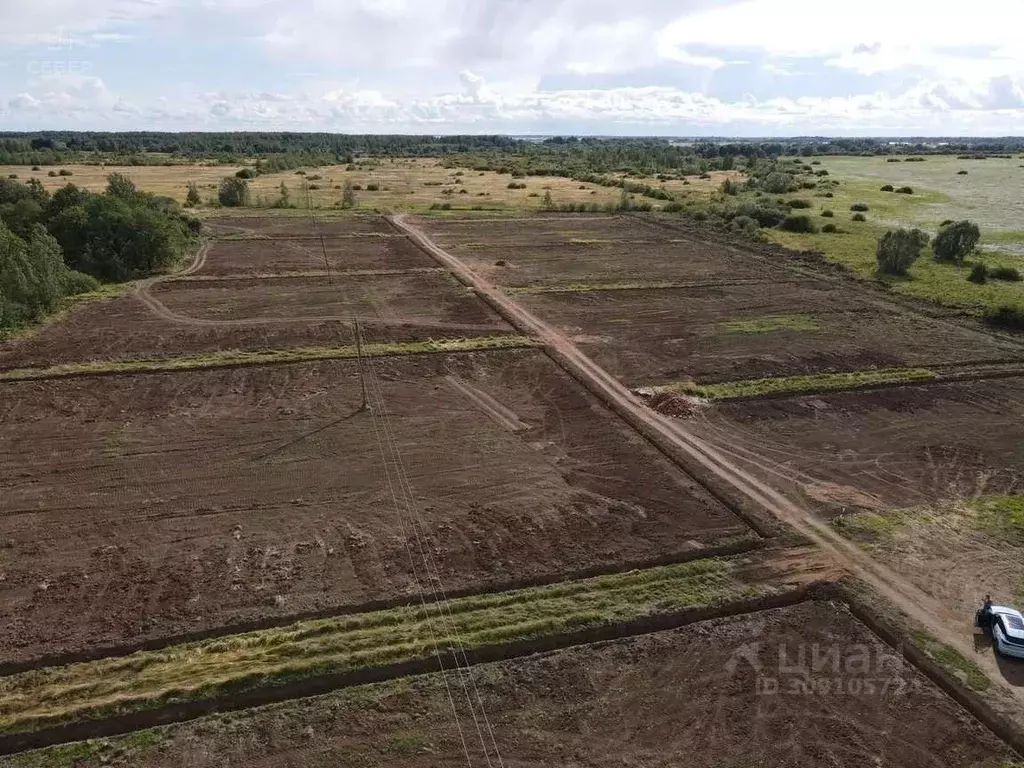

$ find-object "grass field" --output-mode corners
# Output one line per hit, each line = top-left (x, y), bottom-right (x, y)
(0, 158), (731, 215)
(764, 155), (1024, 314)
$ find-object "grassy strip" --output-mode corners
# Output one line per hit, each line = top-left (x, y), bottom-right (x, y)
(910, 630), (992, 693)
(509, 280), (699, 295)
(719, 314), (821, 334)
(658, 367), (937, 400)
(0, 336), (534, 382)
(0, 556), (780, 736)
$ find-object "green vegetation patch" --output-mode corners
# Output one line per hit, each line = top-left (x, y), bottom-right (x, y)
(0, 555), (778, 736)
(972, 495), (1024, 542)
(660, 367), (936, 400)
(0, 336), (534, 382)
(718, 314), (821, 334)
(832, 507), (934, 542)
(910, 630), (991, 692)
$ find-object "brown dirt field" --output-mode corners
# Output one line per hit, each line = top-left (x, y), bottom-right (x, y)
(413, 213), (675, 246)
(0, 272), (508, 370)
(690, 377), (1024, 646)
(0, 349), (749, 663)
(693, 377), (1024, 516)
(21, 602), (1009, 768)
(205, 215), (398, 238)
(518, 279), (1023, 386)
(148, 272), (504, 327)
(197, 235), (436, 277)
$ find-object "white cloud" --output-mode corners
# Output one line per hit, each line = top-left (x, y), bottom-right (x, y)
(0, 0), (174, 46)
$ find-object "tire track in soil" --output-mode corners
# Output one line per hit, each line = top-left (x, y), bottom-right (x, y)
(391, 213), (1024, 713)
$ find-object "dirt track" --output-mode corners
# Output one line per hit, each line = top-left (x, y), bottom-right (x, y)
(392, 213), (1024, 712)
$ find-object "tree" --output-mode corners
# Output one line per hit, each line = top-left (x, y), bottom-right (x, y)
(276, 181), (290, 208)
(218, 177), (250, 207)
(0, 221), (66, 328)
(106, 172), (137, 200)
(185, 182), (202, 207)
(932, 220), (980, 263)
(876, 228), (928, 275)
(340, 180), (357, 209)
(541, 189), (554, 210)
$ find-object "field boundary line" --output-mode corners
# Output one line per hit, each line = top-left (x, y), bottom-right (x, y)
(0, 337), (535, 383)
(0, 584), (826, 756)
(652, 360), (1024, 404)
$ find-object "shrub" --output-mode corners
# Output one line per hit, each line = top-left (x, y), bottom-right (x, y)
(62, 269), (100, 295)
(822, 191), (834, 198)
(495, 260), (507, 267)
(459, 189), (468, 194)
(852, 213), (867, 222)
(958, 170), (969, 175)
(366, 183), (380, 191)
(351, 184), (363, 191)
(880, 184), (894, 192)
(821, 209), (834, 218)
(307, 174), (322, 181)
(989, 266), (1022, 282)
(218, 177), (250, 207)
(721, 178), (740, 195)
(730, 215), (758, 236)
(762, 172), (793, 194)
(235, 168), (256, 179)
(800, 182), (817, 189)
(895, 186), (914, 194)
(307, 184), (320, 190)
(699, 173), (711, 180)
(850, 203), (870, 212)
(876, 228), (928, 275)
(528, 192), (539, 198)
(887, 158), (901, 163)
(7, 174), (16, 179)
(735, 203), (787, 228)
(933, 220), (980, 263)
(47, 171), (57, 177)
(662, 202), (684, 213)
(779, 215), (817, 233)
(507, 182), (527, 190)
(822, 223), (838, 233)
(816, 170), (829, 176)
(940, 219), (954, 227)
(788, 199), (812, 209)
(984, 306), (1024, 330)
(968, 264), (988, 284)
(295, 170), (306, 175)
(31, 166), (40, 171)
(58, 169), (73, 177)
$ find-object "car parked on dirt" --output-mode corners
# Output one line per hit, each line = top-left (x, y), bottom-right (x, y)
(990, 607), (1024, 659)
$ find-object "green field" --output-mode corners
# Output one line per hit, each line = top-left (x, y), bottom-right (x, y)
(763, 155), (1024, 315)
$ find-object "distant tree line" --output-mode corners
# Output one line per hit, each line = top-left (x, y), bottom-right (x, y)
(2, 133), (1022, 168)
(0, 174), (198, 329)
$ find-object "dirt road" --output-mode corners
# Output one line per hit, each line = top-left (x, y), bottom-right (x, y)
(391, 213), (1024, 713)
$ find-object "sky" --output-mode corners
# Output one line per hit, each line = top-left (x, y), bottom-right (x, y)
(1, 0), (1023, 136)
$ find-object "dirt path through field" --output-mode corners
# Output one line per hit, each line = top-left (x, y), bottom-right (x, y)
(392, 213), (1024, 712)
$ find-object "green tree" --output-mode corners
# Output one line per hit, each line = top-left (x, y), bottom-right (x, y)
(0, 221), (66, 328)
(341, 180), (357, 209)
(218, 177), (250, 207)
(932, 220), (980, 263)
(876, 228), (929, 275)
(185, 182), (202, 207)
(106, 172), (137, 200)
(541, 189), (554, 210)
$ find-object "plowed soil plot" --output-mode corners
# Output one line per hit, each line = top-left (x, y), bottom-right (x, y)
(414, 215), (780, 287)
(206, 215), (397, 238)
(198, 235), (435, 277)
(693, 377), (1024, 516)
(520, 280), (1022, 386)
(22, 602), (1008, 768)
(149, 272), (504, 329)
(0, 349), (748, 663)
(0, 273), (505, 370)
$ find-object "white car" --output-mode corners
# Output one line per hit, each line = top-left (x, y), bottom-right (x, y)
(990, 606), (1024, 660)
